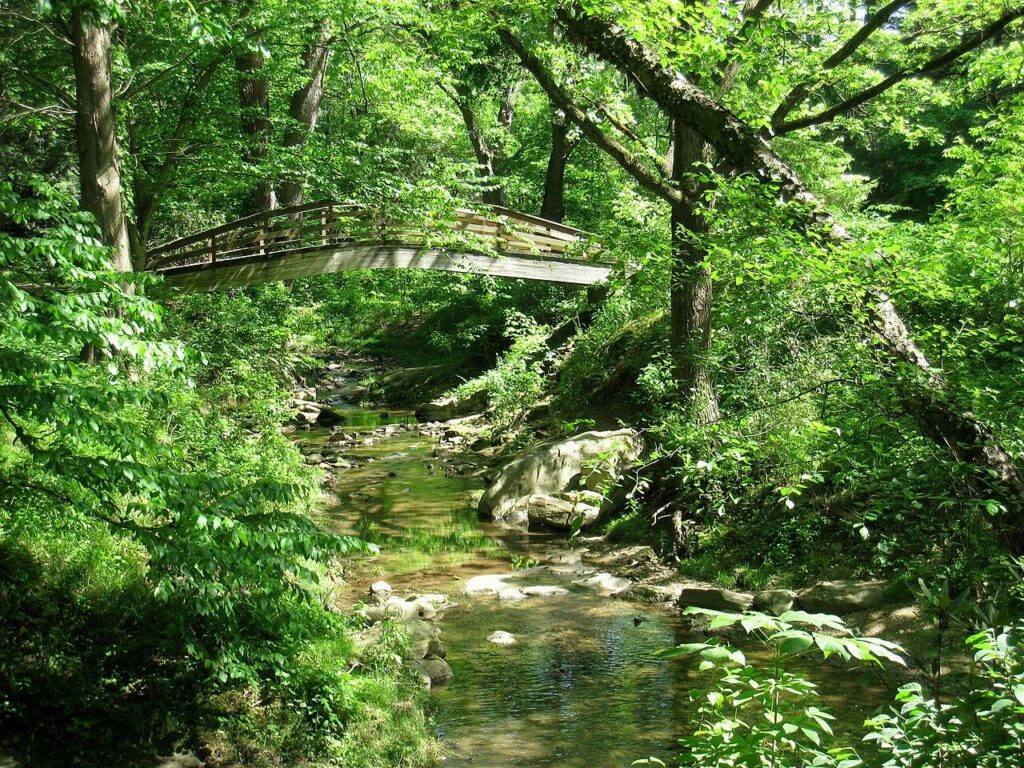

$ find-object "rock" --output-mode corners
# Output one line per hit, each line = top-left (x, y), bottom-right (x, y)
(413, 593), (449, 609)
(478, 430), (642, 527)
(316, 406), (347, 427)
(370, 581), (393, 601)
(797, 580), (887, 615)
(293, 408), (321, 425)
(678, 585), (754, 612)
(404, 618), (443, 660)
(521, 585), (570, 597)
(321, 384), (368, 402)
(754, 589), (798, 616)
(463, 574), (516, 596)
(365, 597), (437, 622)
(304, 453), (323, 465)
(625, 582), (686, 604)
(155, 755), (203, 768)
(573, 572), (631, 595)
(498, 587), (528, 601)
(293, 386), (316, 402)
(527, 494), (601, 531)
(487, 630), (517, 645)
(410, 657), (453, 686)
(293, 398), (320, 413)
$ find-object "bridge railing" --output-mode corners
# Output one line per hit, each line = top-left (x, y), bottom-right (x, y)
(146, 201), (601, 272)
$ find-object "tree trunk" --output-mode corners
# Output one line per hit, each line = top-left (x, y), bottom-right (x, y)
(669, 120), (719, 425)
(455, 93), (506, 207)
(70, 9), (132, 274)
(237, 45), (275, 212)
(540, 111), (571, 222)
(278, 21), (333, 208)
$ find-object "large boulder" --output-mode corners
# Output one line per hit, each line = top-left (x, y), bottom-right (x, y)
(526, 494), (601, 531)
(478, 429), (642, 527)
(678, 585), (754, 612)
(410, 657), (453, 687)
(797, 580), (887, 615)
(754, 589), (798, 616)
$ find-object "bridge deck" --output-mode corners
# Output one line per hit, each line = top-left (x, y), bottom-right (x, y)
(147, 201), (611, 292)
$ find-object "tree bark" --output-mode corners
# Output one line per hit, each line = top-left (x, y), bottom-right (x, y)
(540, 111), (572, 222)
(670, 120), (719, 425)
(452, 85), (506, 207)
(70, 8), (132, 274)
(237, 45), (275, 212)
(540, 109), (581, 222)
(278, 21), (333, 208)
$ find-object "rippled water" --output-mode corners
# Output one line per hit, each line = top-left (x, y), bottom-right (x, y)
(309, 408), (888, 768)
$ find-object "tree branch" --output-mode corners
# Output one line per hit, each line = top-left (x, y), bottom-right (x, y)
(717, 0), (779, 92)
(775, 6), (1024, 134)
(771, 0), (911, 128)
(497, 27), (682, 205)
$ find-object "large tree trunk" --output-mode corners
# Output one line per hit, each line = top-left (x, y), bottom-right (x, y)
(531, 8), (1024, 546)
(237, 45), (275, 212)
(454, 90), (506, 207)
(70, 9), (132, 274)
(540, 111), (571, 222)
(670, 120), (719, 425)
(278, 21), (333, 208)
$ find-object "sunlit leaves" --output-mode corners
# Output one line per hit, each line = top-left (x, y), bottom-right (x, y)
(0, 183), (367, 681)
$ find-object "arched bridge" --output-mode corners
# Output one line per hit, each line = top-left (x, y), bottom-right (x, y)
(147, 201), (612, 293)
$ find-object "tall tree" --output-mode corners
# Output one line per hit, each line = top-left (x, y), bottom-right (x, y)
(278, 20), (335, 208)
(69, 2), (131, 273)
(539, 109), (577, 222)
(237, 31), (275, 212)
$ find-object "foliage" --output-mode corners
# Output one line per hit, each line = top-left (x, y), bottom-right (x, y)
(4, 0), (1024, 763)
(653, 610), (1024, 768)
(452, 311), (550, 433)
(865, 623), (1024, 768)
(647, 608), (904, 768)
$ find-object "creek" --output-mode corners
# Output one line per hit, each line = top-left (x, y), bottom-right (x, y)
(297, 403), (886, 768)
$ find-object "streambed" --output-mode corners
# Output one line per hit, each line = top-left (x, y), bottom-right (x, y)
(298, 405), (887, 768)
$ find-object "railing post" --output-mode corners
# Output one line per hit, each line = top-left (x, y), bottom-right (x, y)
(322, 204), (330, 246)
(209, 234), (217, 264)
(259, 213), (267, 257)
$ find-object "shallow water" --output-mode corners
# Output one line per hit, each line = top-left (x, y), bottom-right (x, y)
(310, 408), (888, 768)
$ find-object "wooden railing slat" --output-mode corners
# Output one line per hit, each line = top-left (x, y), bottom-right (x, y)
(147, 199), (605, 276)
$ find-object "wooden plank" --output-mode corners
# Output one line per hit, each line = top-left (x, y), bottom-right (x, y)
(158, 245), (612, 293)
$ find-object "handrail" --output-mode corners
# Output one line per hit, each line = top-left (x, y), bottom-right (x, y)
(146, 200), (605, 274)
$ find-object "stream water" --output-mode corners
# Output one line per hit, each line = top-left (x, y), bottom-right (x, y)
(300, 405), (887, 768)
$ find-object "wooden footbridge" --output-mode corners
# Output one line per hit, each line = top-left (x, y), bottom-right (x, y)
(147, 201), (611, 292)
